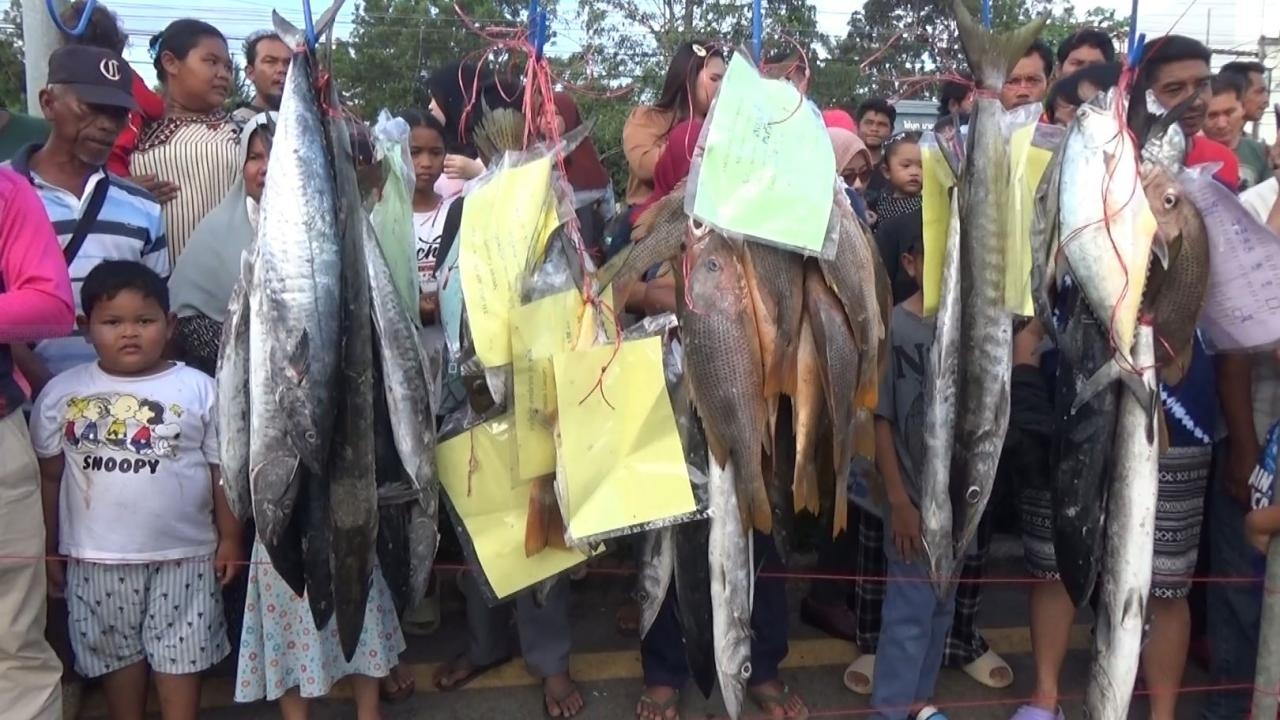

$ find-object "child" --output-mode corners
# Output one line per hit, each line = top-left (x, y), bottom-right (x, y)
(868, 132), (923, 231)
(31, 260), (239, 720)
(871, 235), (951, 720)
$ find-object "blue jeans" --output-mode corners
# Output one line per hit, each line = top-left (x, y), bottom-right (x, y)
(871, 538), (956, 720)
(1203, 454), (1263, 720)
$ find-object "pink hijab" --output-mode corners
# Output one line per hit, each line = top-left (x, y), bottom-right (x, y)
(827, 127), (871, 177)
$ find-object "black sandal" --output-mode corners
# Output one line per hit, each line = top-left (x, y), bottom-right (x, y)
(432, 654), (511, 692)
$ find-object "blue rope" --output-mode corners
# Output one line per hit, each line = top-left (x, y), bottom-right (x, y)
(302, 0), (318, 49)
(1127, 0), (1140, 54)
(528, 0), (546, 59)
(751, 0), (762, 62)
(1127, 32), (1146, 67)
(47, 0), (96, 38)
(981, 0), (991, 29)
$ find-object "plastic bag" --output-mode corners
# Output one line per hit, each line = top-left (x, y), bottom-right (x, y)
(369, 110), (420, 319)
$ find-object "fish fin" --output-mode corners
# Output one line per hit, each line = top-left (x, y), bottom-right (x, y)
(833, 473), (848, 538)
(952, 0), (1049, 89)
(286, 329), (311, 385)
(272, 0), (344, 49)
(524, 478), (549, 557)
(1071, 354), (1153, 416)
(1151, 234), (1170, 269)
(751, 477), (773, 535)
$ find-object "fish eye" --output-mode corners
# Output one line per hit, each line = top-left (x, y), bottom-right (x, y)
(705, 257), (722, 272)
(1162, 191), (1178, 209)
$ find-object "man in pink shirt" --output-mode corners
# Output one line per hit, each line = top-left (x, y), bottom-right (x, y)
(0, 166), (75, 720)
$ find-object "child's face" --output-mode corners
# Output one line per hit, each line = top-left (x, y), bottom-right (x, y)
(83, 290), (174, 376)
(883, 143), (923, 196)
(409, 126), (447, 193)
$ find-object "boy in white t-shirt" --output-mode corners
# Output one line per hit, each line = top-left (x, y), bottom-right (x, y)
(30, 260), (240, 719)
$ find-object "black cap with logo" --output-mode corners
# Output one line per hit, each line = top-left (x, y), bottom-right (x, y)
(47, 45), (137, 110)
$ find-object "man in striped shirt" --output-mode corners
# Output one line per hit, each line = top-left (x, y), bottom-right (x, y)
(5, 45), (168, 398)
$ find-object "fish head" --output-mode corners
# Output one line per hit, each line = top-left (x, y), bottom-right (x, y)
(683, 224), (746, 315)
(1141, 161), (1203, 269)
(718, 629), (753, 719)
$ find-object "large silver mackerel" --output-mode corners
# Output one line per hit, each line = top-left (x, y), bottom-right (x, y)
(255, 11), (342, 475)
(216, 249), (253, 523)
(950, 0), (1045, 561)
(1084, 322), (1158, 720)
(921, 191), (961, 592)
(708, 457), (752, 720)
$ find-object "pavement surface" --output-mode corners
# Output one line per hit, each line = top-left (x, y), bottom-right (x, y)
(75, 538), (1224, 719)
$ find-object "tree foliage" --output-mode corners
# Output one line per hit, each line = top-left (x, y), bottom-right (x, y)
(0, 0), (27, 110)
(832, 0), (1130, 101)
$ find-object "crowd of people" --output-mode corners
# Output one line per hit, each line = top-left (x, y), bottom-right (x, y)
(0, 3), (1278, 720)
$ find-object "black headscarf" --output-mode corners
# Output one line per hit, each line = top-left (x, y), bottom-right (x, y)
(426, 62), (524, 158)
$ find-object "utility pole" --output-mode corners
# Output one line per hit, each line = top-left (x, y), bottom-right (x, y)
(21, 0), (66, 115)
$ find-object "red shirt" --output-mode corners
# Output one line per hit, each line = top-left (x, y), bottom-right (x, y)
(1186, 134), (1240, 193)
(108, 70), (165, 177)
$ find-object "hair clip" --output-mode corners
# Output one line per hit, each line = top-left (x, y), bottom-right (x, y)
(692, 43), (707, 58)
(148, 32), (163, 60)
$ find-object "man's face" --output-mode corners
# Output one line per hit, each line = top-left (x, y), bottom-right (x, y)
(1059, 45), (1107, 78)
(1241, 71), (1268, 123)
(1150, 59), (1212, 135)
(1001, 53), (1049, 110)
(1203, 92), (1244, 146)
(246, 38), (291, 109)
(858, 111), (893, 149)
(40, 86), (128, 167)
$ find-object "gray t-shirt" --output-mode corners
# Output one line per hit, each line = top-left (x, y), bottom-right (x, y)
(875, 303), (935, 508)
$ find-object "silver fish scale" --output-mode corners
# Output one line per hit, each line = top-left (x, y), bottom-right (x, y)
(253, 50), (342, 472)
(216, 250), (253, 523)
(953, 95), (1013, 564)
(1084, 324), (1158, 720)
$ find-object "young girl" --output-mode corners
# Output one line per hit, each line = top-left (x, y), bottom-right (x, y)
(868, 132), (922, 231)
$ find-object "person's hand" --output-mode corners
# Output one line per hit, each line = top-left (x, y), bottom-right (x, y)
(46, 556), (65, 599)
(1247, 509), (1275, 554)
(443, 155), (484, 181)
(128, 174), (180, 204)
(419, 292), (438, 324)
(889, 498), (924, 562)
(214, 537), (242, 587)
(1227, 439), (1261, 507)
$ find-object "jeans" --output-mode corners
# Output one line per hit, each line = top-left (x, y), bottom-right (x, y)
(1203, 448), (1262, 720)
(641, 531), (788, 689)
(870, 538), (956, 720)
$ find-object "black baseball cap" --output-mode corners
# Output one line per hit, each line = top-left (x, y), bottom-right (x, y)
(47, 45), (137, 110)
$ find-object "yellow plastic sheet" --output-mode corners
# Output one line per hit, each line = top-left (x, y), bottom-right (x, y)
(458, 157), (561, 367)
(691, 54), (836, 255)
(551, 336), (696, 541)
(511, 290), (587, 485)
(438, 415), (593, 599)
(921, 145), (955, 315)
(1004, 124), (1054, 316)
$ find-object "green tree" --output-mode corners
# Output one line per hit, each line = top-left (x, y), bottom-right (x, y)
(831, 0), (1129, 102)
(0, 0), (27, 109)
(330, 0), (531, 117)
(225, 63), (252, 110)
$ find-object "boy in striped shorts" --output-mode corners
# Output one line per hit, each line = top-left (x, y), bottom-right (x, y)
(30, 261), (240, 718)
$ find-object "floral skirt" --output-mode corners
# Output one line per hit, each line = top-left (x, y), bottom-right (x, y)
(234, 540), (406, 702)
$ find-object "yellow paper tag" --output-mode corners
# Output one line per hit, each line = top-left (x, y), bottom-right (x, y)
(511, 290), (586, 485)
(921, 146), (955, 315)
(551, 336), (696, 540)
(1005, 124), (1054, 315)
(458, 157), (560, 367)
(438, 416), (593, 600)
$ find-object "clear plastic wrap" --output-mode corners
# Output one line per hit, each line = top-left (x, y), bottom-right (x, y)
(369, 110), (420, 318)
(1178, 163), (1280, 353)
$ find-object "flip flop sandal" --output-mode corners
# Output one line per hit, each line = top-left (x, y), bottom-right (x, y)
(636, 690), (680, 720)
(915, 706), (949, 720)
(433, 654), (512, 692)
(750, 683), (809, 719)
(842, 654), (875, 695)
(544, 681), (585, 719)
(961, 648), (1014, 689)
(379, 670), (415, 704)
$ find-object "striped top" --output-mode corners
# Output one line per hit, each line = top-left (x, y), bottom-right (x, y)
(6, 145), (169, 376)
(129, 114), (240, 266)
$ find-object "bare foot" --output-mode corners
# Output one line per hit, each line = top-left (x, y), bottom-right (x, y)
(636, 685), (680, 720)
(544, 673), (584, 718)
(749, 680), (809, 719)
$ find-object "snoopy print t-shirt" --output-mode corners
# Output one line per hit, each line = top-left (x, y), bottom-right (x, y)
(30, 361), (220, 562)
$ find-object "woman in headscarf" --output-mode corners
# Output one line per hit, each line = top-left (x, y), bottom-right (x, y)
(169, 112), (274, 376)
(426, 62), (523, 199)
(829, 127), (873, 224)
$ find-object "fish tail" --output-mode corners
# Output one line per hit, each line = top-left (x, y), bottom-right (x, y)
(952, 0), (1049, 90)
(1072, 354), (1155, 418)
(854, 407), (876, 462)
(524, 478), (549, 557)
(748, 474), (773, 535)
(272, 0), (344, 49)
(833, 479), (848, 538)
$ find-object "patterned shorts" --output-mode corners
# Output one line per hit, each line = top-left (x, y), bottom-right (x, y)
(67, 555), (229, 678)
(1020, 444), (1211, 599)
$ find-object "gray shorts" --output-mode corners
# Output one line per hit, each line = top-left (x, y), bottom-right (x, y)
(67, 555), (229, 678)
(1020, 444), (1211, 600)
